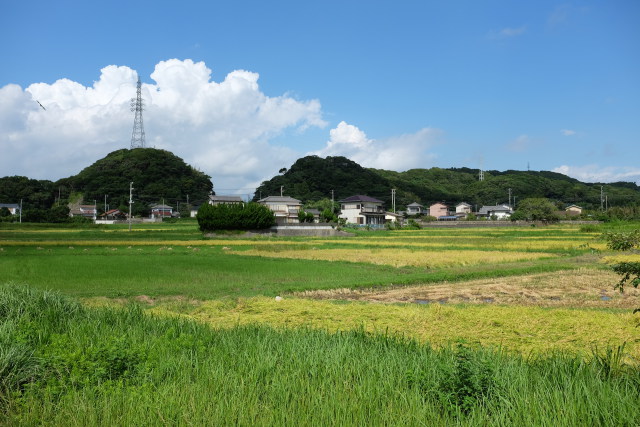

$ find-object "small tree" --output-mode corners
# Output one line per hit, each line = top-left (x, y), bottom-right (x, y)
(603, 230), (640, 312)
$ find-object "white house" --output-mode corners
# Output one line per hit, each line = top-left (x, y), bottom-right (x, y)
(478, 205), (512, 219)
(339, 195), (386, 226)
(406, 202), (425, 215)
(455, 202), (472, 215)
(258, 196), (302, 224)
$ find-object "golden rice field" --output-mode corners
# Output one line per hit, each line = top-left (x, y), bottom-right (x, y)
(229, 247), (556, 268)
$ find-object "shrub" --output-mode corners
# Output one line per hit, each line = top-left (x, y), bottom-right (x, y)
(197, 202), (275, 231)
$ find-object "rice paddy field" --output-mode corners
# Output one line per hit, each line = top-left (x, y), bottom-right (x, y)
(1, 220), (640, 425)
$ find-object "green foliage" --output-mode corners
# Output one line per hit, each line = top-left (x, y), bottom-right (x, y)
(297, 210), (315, 223)
(254, 156), (640, 211)
(603, 230), (640, 251)
(513, 198), (560, 222)
(58, 148), (213, 211)
(406, 219), (421, 229)
(197, 202), (275, 231)
(320, 208), (338, 223)
(254, 156), (393, 204)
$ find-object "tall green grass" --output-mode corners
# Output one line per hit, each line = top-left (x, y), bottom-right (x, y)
(1, 284), (638, 425)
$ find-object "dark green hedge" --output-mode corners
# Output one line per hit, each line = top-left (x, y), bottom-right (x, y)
(197, 202), (275, 231)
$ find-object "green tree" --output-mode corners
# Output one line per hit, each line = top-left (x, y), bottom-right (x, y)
(512, 198), (559, 222)
(197, 202), (275, 231)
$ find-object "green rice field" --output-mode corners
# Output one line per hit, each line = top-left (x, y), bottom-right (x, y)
(1, 221), (639, 425)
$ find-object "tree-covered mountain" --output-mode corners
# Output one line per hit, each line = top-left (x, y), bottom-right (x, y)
(254, 155), (640, 210)
(58, 148), (213, 214)
(253, 156), (392, 204)
(0, 148), (213, 216)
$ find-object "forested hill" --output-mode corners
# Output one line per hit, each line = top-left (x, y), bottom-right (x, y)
(58, 148), (213, 210)
(254, 156), (640, 210)
(0, 148), (213, 213)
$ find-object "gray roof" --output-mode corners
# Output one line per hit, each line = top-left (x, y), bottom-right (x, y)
(339, 195), (384, 204)
(478, 205), (512, 215)
(0, 203), (19, 209)
(258, 196), (302, 204)
(151, 204), (173, 209)
(407, 202), (424, 208)
(456, 202), (472, 207)
(210, 195), (244, 202)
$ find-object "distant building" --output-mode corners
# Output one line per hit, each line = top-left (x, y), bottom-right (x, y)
(339, 195), (386, 226)
(99, 209), (126, 220)
(406, 202), (425, 216)
(150, 204), (173, 219)
(209, 195), (244, 206)
(455, 202), (472, 215)
(69, 204), (97, 220)
(0, 203), (20, 215)
(478, 205), (512, 219)
(565, 205), (583, 215)
(258, 196), (302, 224)
(429, 202), (448, 219)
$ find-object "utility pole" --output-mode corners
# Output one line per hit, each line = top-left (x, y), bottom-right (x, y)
(331, 190), (334, 213)
(128, 182), (134, 232)
(94, 200), (97, 221)
(280, 186), (283, 197)
(601, 186), (604, 211)
(19, 199), (22, 223)
(104, 195), (107, 214)
(391, 189), (396, 213)
(508, 188), (512, 208)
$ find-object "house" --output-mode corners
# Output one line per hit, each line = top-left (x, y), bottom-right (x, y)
(150, 204), (173, 219)
(99, 209), (126, 220)
(258, 196), (302, 224)
(455, 202), (472, 215)
(69, 204), (97, 220)
(0, 203), (20, 215)
(385, 211), (403, 223)
(406, 202), (425, 216)
(478, 205), (512, 219)
(209, 195), (244, 206)
(339, 195), (386, 226)
(565, 205), (583, 215)
(429, 202), (448, 219)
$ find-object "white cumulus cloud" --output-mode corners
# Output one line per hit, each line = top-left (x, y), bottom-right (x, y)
(553, 165), (640, 183)
(0, 59), (326, 194)
(560, 129), (576, 136)
(311, 121), (440, 170)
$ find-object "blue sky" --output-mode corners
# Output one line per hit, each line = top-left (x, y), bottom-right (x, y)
(1, 1), (639, 194)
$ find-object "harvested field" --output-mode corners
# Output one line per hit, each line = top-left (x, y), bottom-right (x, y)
(297, 268), (640, 309)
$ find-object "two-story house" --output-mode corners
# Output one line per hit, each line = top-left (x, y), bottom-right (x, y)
(339, 195), (386, 226)
(406, 202), (425, 215)
(258, 196), (302, 224)
(429, 202), (448, 219)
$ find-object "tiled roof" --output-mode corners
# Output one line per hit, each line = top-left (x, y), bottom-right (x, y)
(258, 196), (302, 203)
(339, 195), (384, 203)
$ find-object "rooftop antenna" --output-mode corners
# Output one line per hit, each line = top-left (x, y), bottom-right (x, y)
(130, 76), (146, 149)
